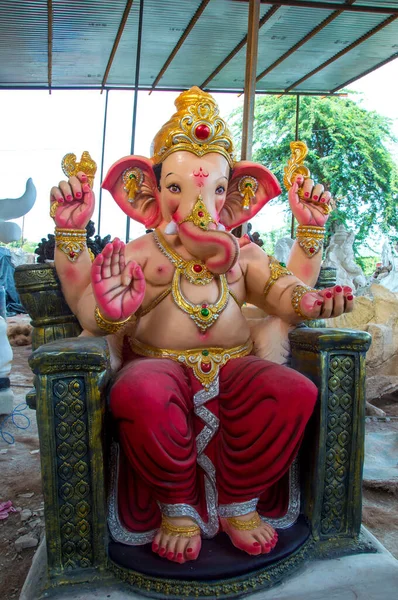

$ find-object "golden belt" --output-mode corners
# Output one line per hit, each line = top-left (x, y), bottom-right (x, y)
(129, 338), (253, 389)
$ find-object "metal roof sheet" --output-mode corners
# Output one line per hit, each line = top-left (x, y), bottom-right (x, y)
(0, 0), (397, 93)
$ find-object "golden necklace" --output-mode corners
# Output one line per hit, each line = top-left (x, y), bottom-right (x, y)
(154, 228), (214, 285)
(154, 229), (230, 333)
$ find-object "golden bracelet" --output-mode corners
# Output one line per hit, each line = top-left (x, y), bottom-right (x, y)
(226, 513), (262, 531)
(291, 284), (318, 320)
(94, 306), (137, 334)
(263, 256), (294, 299)
(296, 225), (325, 258)
(160, 516), (200, 538)
(55, 227), (87, 263)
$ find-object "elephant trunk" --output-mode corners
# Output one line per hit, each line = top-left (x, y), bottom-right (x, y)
(178, 221), (240, 275)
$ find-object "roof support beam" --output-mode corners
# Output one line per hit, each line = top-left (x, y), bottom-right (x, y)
(149, 0), (211, 93)
(331, 51), (398, 92)
(47, 0), (53, 94)
(200, 5), (280, 89)
(241, 0), (261, 160)
(256, 0), (356, 84)
(101, 0), (135, 92)
(257, 1), (398, 15)
(284, 14), (397, 92)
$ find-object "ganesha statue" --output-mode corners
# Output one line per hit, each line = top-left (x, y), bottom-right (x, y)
(50, 87), (353, 565)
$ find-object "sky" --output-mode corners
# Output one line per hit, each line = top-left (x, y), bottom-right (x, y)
(0, 58), (397, 249)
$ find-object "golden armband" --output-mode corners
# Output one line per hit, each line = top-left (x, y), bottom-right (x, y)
(54, 228), (87, 262)
(263, 256), (293, 299)
(291, 284), (318, 320)
(296, 225), (325, 258)
(94, 306), (137, 334)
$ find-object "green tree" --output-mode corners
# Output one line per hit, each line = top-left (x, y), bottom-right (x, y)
(230, 95), (398, 255)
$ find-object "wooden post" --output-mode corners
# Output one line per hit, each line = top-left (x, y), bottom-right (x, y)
(241, 0), (260, 161)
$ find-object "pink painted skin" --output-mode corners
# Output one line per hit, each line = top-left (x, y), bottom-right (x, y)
(220, 516), (278, 556)
(288, 175), (332, 227)
(178, 221), (240, 275)
(91, 238), (146, 321)
(301, 285), (355, 319)
(50, 171), (95, 229)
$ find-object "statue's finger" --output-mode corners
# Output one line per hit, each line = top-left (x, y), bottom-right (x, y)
(59, 181), (74, 202)
(76, 171), (88, 183)
(311, 183), (324, 203)
(344, 290), (354, 313)
(68, 176), (83, 201)
(330, 285), (344, 317)
(133, 265), (146, 294)
(110, 238), (122, 277)
(320, 191), (331, 204)
(319, 289), (333, 318)
(91, 254), (104, 284)
(50, 187), (64, 205)
(302, 178), (314, 201)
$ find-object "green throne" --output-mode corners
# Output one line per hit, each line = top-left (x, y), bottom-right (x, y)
(15, 262), (372, 598)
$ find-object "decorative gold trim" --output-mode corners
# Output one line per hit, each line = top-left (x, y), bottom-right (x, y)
(296, 225), (325, 258)
(178, 195), (217, 231)
(263, 256), (294, 299)
(226, 513), (262, 531)
(61, 151), (97, 188)
(54, 227), (87, 262)
(291, 285), (318, 320)
(154, 229), (214, 285)
(151, 86), (235, 167)
(129, 338), (253, 389)
(94, 306), (137, 334)
(171, 269), (229, 333)
(238, 175), (258, 210)
(122, 167), (144, 203)
(160, 516), (200, 538)
(283, 141), (310, 199)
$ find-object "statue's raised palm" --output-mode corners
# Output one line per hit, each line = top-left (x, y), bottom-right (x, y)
(91, 238), (146, 321)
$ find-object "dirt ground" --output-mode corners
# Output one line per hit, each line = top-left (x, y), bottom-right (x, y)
(0, 329), (397, 600)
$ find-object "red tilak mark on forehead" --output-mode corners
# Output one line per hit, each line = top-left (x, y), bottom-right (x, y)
(193, 167), (209, 178)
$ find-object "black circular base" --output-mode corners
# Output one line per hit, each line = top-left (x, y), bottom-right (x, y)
(108, 516), (312, 598)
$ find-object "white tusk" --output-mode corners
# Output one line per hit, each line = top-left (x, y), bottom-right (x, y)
(164, 221), (178, 235)
(217, 222), (226, 231)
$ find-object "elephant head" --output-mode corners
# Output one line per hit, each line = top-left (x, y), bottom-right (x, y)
(102, 88), (281, 275)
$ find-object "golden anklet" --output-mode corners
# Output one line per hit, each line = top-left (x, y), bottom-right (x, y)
(160, 516), (200, 538)
(94, 306), (137, 334)
(296, 225), (325, 258)
(226, 513), (262, 531)
(55, 227), (87, 262)
(291, 284), (318, 319)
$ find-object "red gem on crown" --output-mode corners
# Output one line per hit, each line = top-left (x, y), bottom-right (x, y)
(195, 124), (211, 141)
(201, 362), (212, 373)
(309, 247), (315, 254)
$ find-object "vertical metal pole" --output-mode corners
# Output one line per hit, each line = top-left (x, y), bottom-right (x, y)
(126, 0), (145, 243)
(97, 89), (109, 237)
(241, 0), (260, 161)
(290, 94), (300, 238)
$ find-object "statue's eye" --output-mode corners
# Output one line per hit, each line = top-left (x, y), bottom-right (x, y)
(215, 185), (226, 195)
(166, 184), (181, 193)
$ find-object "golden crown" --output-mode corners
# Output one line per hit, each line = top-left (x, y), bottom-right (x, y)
(151, 87), (236, 168)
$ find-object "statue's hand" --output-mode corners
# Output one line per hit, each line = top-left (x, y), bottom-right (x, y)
(91, 238), (146, 321)
(300, 285), (354, 320)
(50, 171), (95, 229)
(288, 175), (332, 227)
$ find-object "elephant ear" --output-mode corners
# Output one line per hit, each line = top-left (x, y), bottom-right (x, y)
(101, 156), (161, 229)
(220, 161), (281, 230)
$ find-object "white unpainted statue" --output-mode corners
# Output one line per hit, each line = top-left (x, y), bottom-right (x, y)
(0, 316), (13, 415)
(323, 224), (367, 290)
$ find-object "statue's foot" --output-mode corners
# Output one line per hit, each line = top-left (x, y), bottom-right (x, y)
(220, 511), (278, 556)
(152, 516), (201, 564)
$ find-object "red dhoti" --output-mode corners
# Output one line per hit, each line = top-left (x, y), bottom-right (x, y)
(109, 353), (317, 542)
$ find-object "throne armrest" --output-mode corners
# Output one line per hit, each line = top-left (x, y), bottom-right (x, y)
(29, 337), (112, 580)
(289, 327), (371, 542)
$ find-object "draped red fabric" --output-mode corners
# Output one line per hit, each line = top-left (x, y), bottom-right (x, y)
(110, 355), (317, 535)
